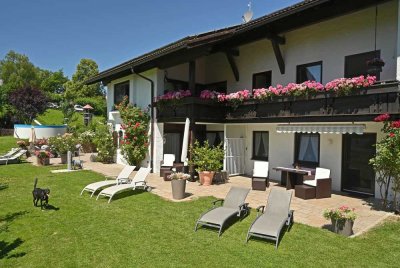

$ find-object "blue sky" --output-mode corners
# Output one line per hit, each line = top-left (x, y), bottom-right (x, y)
(0, 0), (300, 77)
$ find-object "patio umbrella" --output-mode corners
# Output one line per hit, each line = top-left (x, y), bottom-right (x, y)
(181, 118), (190, 163)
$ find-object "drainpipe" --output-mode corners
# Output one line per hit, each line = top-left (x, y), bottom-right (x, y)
(131, 67), (154, 172)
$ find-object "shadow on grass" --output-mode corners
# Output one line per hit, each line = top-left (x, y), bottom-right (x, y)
(97, 189), (147, 203)
(0, 211), (29, 233)
(44, 204), (60, 211)
(0, 238), (26, 259)
(0, 183), (8, 191)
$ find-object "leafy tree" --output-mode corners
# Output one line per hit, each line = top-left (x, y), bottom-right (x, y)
(64, 59), (102, 100)
(0, 50), (39, 91)
(38, 69), (68, 94)
(8, 87), (48, 124)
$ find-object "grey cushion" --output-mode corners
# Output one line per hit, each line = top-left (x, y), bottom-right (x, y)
(249, 213), (287, 237)
(199, 207), (238, 225)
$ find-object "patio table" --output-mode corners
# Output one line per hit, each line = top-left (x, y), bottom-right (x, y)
(274, 167), (313, 190)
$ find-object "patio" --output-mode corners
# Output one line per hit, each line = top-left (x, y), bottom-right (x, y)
(72, 153), (391, 236)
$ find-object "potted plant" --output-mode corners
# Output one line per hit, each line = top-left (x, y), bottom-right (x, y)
(190, 140), (224, 186)
(35, 150), (51, 166)
(323, 205), (357, 236)
(49, 133), (77, 164)
(168, 172), (190, 200)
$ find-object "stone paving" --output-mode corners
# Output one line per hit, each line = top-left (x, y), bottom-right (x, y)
(35, 153), (392, 236)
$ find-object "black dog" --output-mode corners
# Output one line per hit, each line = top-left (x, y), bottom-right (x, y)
(32, 178), (50, 209)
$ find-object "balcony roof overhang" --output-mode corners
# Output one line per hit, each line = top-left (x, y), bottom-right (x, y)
(86, 0), (389, 85)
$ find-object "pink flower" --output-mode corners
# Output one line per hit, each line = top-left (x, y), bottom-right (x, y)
(391, 121), (400, 128)
(389, 132), (395, 138)
(374, 113), (390, 122)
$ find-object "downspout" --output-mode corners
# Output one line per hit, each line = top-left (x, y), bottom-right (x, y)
(131, 67), (154, 172)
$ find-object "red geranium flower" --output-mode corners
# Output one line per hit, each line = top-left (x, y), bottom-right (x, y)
(390, 120), (400, 128)
(389, 133), (395, 137)
(374, 113), (390, 122)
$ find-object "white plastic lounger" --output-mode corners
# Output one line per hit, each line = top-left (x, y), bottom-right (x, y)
(0, 149), (27, 165)
(96, 167), (152, 203)
(80, 165), (136, 197)
(0, 148), (21, 158)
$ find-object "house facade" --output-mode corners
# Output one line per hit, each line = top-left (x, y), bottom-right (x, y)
(87, 0), (400, 198)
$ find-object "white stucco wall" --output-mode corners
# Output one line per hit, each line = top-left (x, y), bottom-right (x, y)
(222, 121), (386, 196)
(203, 1), (398, 91)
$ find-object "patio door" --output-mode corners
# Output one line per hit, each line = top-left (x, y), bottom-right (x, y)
(225, 138), (245, 176)
(164, 133), (181, 162)
(342, 133), (376, 195)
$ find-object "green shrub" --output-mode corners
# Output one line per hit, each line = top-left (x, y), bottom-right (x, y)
(189, 140), (224, 172)
(93, 123), (115, 163)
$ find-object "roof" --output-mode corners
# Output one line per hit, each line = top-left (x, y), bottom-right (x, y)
(86, 0), (386, 84)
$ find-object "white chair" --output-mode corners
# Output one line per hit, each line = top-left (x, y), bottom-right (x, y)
(96, 167), (152, 203)
(303, 167), (331, 198)
(80, 165), (136, 197)
(161, 154), (175, 167)
(252, 161), (269, 191)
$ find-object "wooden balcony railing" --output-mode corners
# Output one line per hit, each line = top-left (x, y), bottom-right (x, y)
(155, 82), (400, 123)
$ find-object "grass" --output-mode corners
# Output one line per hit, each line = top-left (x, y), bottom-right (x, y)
(1, 138), (400, 267)
(35, 109), (105, 127)
(0, 136), (17, 155)
(36, 109), (64, 125)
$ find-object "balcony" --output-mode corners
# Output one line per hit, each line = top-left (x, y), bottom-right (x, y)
(155, 82), (400, 123)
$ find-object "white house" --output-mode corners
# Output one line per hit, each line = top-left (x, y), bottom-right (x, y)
(87, 0), (400, 199)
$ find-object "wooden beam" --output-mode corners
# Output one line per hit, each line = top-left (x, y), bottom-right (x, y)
(225, 51), (239, 82)
(266, 32), (285, 45)
(271, 39), (285, 74)
(188, 60), (196, 95)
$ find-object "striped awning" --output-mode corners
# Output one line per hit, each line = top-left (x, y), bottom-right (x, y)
(276, 124), (366, 135)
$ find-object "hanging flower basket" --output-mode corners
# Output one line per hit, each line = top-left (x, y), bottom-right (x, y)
(367, 58), (385, 73)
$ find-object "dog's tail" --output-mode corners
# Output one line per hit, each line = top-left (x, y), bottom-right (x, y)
(34, 178), (38, 189)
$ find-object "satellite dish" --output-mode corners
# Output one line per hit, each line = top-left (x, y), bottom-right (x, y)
(242, 1), (253, 23)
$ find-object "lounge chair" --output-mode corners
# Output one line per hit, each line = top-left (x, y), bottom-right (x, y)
(0, 149), (27, 165)
(0, 148), (21, 158)
(194, 187), (250, 236)
(303, 167), (331, 198)
(96, 167), (152, 203)
(80, 165), (136, 197)
(246, 188), (293, 249)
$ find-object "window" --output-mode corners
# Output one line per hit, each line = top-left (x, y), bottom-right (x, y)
(114, 81), (129, 106)
(203, 81), (227, 94)
(164, 78), (188, 92)
(294, 133), (320, 167)
(252, 131), (269, 161)
(345, 50), (380, 79)
(296, 61), (322, 83)
(252, 71), (272, 89)
(206, 131), (224, 147)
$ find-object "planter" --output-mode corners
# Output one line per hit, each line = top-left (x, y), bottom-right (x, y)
(37, 157), (50, 166)
(60, 154), (68, 164)
(331, 219), (354, 236)
(171, 179), (186, 200)
(199, 171), (215, 186)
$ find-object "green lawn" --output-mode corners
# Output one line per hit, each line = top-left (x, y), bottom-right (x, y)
(1, 141), (400, 267)
(36, 109), (64, 125)
(0, 136), (17, 155)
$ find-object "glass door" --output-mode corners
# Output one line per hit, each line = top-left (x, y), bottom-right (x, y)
(342, 133), (376, 195)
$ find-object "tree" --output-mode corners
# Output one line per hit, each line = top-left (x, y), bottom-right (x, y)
(38, 69), (68, 94)
(0, 50), (39, 92)
(8, 87), (48, 124)
(64, 59), (102, 100)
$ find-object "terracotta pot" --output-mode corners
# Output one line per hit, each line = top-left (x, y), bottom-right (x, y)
(171, 179), (186, 200)
(199, 171), (215, 186)
(331, 219), (354, 236)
